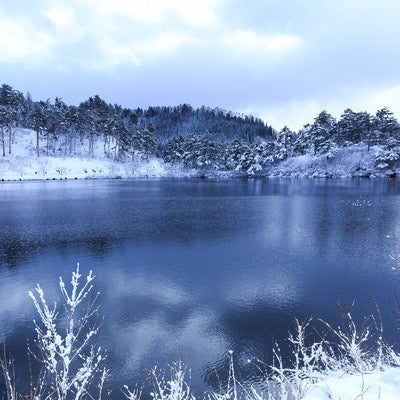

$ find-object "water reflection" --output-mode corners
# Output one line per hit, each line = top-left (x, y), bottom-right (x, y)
(1, 179), (400, 394)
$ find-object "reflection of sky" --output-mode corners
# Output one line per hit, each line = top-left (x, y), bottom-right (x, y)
(0, 263), (67, 336)
(2, 180), (400, 394)
(0, 273), (35, 335)
(81, 265), (231, 390)
(223, 272), (300, 309)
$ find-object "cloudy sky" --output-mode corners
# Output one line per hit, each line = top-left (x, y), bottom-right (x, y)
(1, 0), (400, 130)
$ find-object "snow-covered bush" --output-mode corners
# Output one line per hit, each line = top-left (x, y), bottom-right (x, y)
(124, 361), (194, 400)
(28, 265), (107, 400)
(209, 311), (399, 400)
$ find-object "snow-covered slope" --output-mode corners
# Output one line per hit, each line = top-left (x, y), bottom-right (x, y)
(1, 129), (398, 180)
(0, 128), (195, 180)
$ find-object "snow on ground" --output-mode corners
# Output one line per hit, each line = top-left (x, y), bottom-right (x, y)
(303, 368), (400, 400)
(0, 129), (196, 180)
(0, 129), (398, 181)
(267, 144), (396, 178)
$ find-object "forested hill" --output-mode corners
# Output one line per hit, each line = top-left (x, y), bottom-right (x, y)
(0, 83), (273, 156)
(134, 105), (273, 143)
(2, 82), (400, 179)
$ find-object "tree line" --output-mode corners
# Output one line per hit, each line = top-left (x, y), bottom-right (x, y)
(162, 108), (400, 173)
(0, 84), (272, 161)
(1, 83), (400, 174)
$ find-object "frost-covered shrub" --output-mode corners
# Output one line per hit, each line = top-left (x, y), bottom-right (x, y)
(28, 265), (107, 400)
(124, 361), (194, 400)
(209, 312), (396, 400)
(375, 146), (400, 171)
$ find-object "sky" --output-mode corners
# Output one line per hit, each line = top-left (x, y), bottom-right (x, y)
(1, 0), (400, 131)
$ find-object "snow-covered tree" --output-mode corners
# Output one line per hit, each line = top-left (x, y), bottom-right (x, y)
(245, 141), (272, 174)
(183, 135), (223, 169)
(163, 134), (223, 169)
(0, 106), (13, 157)
(79, 95), (110, 155)
(0, 84), (25, 154)
(309, 111), (337, 156)
(372, 109), (400, 170)
(163, 135), (186, 164)
(337, 109), (371, 145)
(293, 124), (312, 156)
(224, 139), (253, 171)
(50, 98), (70, 155)
(372, 107), (400, 146)
(273, 126), (294, 161)
(130, 128), (157, 160)
(65, 105), (85, 155)
(31, 101), (50, 157)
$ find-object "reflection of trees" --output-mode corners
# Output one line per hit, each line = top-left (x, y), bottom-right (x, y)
(84, 234), (116, 256)
(0, 182), (266, 268)
(0, 238), (35, 268)
(1, 178), (399, 270)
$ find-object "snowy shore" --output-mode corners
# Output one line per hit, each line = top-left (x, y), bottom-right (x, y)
(0, 153), (190, 181)
(0, 129), (398, 182)
(0, 128), (197, 181)
(302, 368), (400, 400)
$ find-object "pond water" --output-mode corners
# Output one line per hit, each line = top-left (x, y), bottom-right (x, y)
(1, 178), (400, 395)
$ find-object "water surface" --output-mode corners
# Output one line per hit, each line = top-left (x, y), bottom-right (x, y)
(1, 178), (400, 394)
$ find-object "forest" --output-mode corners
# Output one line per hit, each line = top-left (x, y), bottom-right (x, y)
(1, 83), (399, 177)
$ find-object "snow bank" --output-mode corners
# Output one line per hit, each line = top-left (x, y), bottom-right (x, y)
(0, 153), (172, 180)
(303, 368), (400, 400)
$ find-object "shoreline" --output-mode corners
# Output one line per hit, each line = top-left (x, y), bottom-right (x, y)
(0, 172), (397, 183)
(1, 128), (398, 181)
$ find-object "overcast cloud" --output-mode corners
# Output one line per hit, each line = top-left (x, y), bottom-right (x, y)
(1, 0), (399, 130)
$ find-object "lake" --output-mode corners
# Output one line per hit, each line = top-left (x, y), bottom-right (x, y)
(1, 178), (400, 395)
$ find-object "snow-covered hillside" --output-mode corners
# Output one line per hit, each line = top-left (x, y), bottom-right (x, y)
(0, 129), (398, 181)
(1, 84), (400, 180)
(0, 128), (196, 180)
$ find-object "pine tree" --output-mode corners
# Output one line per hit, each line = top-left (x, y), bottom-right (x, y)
(65, 105), (83, 155)
(373, 108), (400, 169)
(337, 109), (371, 145)
(0, 84), (25, 154)
(224, 139), (252, 170)
(291, 124), (309, 156)
(163, 136), (186, 164)
(79, 95), (110, 155)
(0, 106), (12, 157)
(372, 108), (399, 146)
(309, 111), (337, 156)
(273, 126), (294, 161)
(251, 140), (274, 172)
(31, 101), (49, 157)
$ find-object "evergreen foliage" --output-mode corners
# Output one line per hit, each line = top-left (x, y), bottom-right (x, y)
(2, 82), (400, 176)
